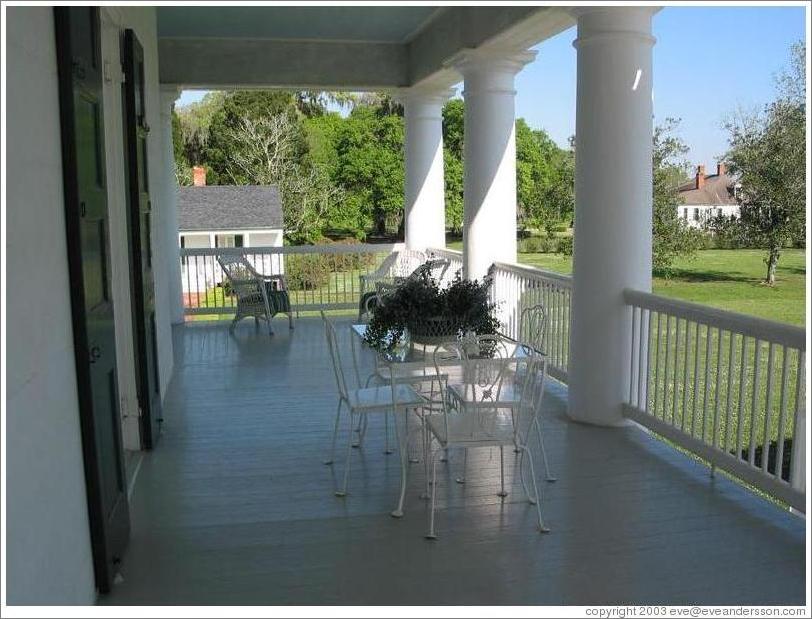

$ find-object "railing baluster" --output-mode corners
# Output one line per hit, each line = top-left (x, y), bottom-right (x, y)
(748, 340), (763, 466)
(671, 317), (681, 425)
(650, 312), (660, 416)
(723, 332), (736, 452)
(736, 336), (749, 462)
(691, 320), (702, 438)
(761, 343), (776, 474)
(701, 325), (713, 443)
(629, 305), (638, 406)
(680, 319), (691, 431)
(774, 346), (790, 481)
(712, 328), (724, 448)
(789, 352), (805, 490)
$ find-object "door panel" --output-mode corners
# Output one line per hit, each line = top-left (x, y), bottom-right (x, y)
(122, 29), (162, 448)
(54, 6), (130, 594)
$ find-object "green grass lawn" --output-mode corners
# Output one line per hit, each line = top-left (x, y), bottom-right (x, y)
(447, 242), (806, 327)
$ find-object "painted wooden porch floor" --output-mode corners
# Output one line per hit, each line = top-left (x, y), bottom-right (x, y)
(104, 318), (805, 606)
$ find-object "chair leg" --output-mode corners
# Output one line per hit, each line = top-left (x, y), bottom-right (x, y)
(455, 448), (467, 484)
(421, 415), (431, 500)
(324, 399), (343, 465)
(229, 314), (240, 334)
(497, 445), (508, 497)
(383, 410), (393, 455)
(425, 447), (442, 540)
(534, 418), (556, 482)
(518, 445), (550, 533)
(288, 312), (294, 330)
(335, 410), (355, 497)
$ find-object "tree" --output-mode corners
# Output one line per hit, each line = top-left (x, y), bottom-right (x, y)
(714, 42), (806, 284)
(332, 105), (405, 237)
(442, 99), (465, 236)
(224, 114), (342, 244)
(651, 118), (703, 272)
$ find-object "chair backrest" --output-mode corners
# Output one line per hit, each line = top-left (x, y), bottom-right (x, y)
(432, 340), (465, 440)
(518, 303), (547, 355)
(391, 250), (428, 278)
(511, 348), (548, 442)
(321, 311), (349, 400)
(404, 259), (451, 290)
(217, 254), (263, 301)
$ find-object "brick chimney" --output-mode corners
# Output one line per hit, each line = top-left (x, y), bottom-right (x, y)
(193, 166), (206, 187)
(695, 164), (706, 189)
(717, 162), (726, 176)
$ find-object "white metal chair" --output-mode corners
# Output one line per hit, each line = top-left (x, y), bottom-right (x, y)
(358, 250), (427, 320)
(321, 312), (425, 498)
(515, 304), (556, 482)
(425, 335), (549, 539)
(217, 254), (293, 334)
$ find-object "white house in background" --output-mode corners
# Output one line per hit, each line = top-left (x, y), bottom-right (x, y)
(677, 163), (741, 228)
(178, 166), (284, 250)
(178, 166), (284, 297)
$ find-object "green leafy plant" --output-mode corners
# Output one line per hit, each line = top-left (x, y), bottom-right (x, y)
(363, 268), (500, 351)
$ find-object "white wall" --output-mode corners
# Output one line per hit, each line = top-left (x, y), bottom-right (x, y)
(678, 203), (741, 229)
(5, 5), (173, 604)
(247, 231), (283, 247)
(5, 6), (96, 605)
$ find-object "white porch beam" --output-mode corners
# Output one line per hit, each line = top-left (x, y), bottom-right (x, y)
(568, 7), (657, 426)
(158, 39), (407, 90)
(159, 86), (184, 324)
(451, 48), (535, 279)
(399, 86), (454, 252)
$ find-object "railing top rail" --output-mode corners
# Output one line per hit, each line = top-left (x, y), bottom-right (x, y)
(428, 247), (463, 257)
(624, 288), (806, 350)
(180, 243), (403, 257)
(489, 261), (573, 287)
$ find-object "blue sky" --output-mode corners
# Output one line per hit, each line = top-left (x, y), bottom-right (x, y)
(177, 5), (807, 168)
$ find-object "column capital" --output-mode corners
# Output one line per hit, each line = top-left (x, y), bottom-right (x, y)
(571, 7), (658, 49)
(446, 47), (537, 77)
(393, 85), (456, 108)
(159, 85), (180, 114)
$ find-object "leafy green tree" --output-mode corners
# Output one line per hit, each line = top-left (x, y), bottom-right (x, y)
(713, 42), (806, 284)
(332, 105), (405, 237)
(442, 99), (465, 235)
(651, 118), (703, 273)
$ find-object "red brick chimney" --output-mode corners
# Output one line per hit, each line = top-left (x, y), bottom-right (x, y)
(695, 164), (706, 189)
(193, 166), (206, 187)
(717, 162), (726, 176)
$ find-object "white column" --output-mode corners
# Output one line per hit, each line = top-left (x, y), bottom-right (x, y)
(568, 7), (657, 426)
(400, 87), (454, 252)
(451, 48), (536, 279)
(159, 86), (184, 324)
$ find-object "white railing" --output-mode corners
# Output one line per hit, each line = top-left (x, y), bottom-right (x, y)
(487, 261), (572, 384)
(180, 243), (401, 315)
(624, 289), (806, 511)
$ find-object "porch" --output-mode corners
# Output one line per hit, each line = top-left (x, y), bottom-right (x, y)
(105, 318), (805, 606)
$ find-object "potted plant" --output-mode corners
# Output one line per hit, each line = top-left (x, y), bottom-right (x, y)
(363, 267), (500, 351)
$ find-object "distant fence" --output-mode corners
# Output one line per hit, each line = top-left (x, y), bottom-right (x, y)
(180, 243), (401, 314)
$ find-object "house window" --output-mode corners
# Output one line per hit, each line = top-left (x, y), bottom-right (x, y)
(214, 234), (244, 248)
(683, 208), (688, 220)
(180, 235), (186, 266)
(718, 208), (723, 216)
(693, 208), (700, 221)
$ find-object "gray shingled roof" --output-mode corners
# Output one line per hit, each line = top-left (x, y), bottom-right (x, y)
(177, 185), (283, 231)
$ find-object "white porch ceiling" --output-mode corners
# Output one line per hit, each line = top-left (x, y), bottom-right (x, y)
(156, 6), (574, 91)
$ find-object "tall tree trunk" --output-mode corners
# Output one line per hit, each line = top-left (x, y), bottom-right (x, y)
(766, 246), (780, 285)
